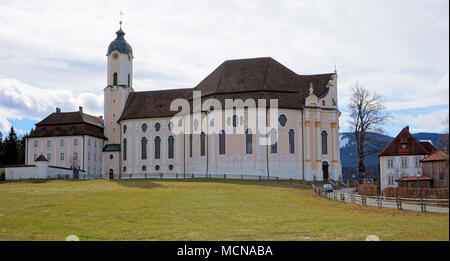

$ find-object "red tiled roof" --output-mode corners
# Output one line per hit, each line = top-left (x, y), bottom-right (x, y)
(119, 57), (335, 121)
(396, 176), (433, 181)
(421, 150), (449, 162)
(379, 127), (436, 156)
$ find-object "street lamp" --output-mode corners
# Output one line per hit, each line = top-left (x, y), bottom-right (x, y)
(416, 172), (421, 198)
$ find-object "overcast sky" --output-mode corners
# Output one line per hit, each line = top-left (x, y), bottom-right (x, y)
(0, 0), (448, 137)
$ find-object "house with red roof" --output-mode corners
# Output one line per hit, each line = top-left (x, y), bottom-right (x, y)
(379, 126), (437, 191)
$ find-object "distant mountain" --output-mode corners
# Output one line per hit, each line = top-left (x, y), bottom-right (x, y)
(339, 131), (447, 180)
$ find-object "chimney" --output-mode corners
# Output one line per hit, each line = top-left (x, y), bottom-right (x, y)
(79, 106), (83, 113)
(406, 126), (409, 131)
(56, 107), (61, 113)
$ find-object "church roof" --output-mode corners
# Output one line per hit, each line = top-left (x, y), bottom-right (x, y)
(119, 57), (335, 121)
(107, 27), (133, 55)
(379, 127), (437, 156)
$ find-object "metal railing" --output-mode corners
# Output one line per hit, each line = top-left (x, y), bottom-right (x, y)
(312, 184), (449, 213)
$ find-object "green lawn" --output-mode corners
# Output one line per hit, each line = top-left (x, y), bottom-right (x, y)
(0, 179), (448, 241)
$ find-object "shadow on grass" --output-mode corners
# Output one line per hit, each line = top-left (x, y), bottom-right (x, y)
(111, 177), (316, 190)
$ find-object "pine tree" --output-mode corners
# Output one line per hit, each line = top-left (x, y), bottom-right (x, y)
(5, 127), (18, 165)
(0, 131), (4, 165)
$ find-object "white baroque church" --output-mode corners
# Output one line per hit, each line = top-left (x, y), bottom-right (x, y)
(25, 24), (342, 181)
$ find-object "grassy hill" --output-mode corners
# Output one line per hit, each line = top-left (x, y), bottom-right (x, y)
(0, 179), (448, 241)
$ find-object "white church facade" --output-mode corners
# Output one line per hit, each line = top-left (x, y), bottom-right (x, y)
(24, 24), (342, 181)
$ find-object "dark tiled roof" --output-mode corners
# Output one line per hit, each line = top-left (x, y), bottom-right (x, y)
(36, 111), (103, 127)
(29, 111), (105, 139)
(379, 127), (437, 156)
(103, 144), (121, 152)
(421, 150), (449, 162)
(119, 57), (335, 121)
(35, 154), (48, 161)
(396, 176), (433, 181)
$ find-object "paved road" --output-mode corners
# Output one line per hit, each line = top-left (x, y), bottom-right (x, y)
(333, 187), (449, 214)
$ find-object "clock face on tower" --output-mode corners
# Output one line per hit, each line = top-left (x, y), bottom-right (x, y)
(112, 52), (119, 60)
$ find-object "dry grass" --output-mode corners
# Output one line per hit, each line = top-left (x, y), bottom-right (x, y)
(0, 179), (448, 241)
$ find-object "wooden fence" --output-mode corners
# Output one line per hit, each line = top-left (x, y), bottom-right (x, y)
(312, 184), (449, 213)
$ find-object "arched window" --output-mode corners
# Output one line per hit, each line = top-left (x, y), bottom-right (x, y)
(168, 136), (174, 159)
(141, 137), (147, 160)
(189, 134), (193, 158)
(246, 129), (252, 154)
(123, 125), (127, 134)
(219, 130), (226, 155)
(123, 138), (127, 161)
(141, 123), (147, 132)
(154, 136), (161, 159)
(113, 72), (118, 86)
(155, 123), (161, 132)
(232, 114), (238, 127)
(270, 129), (277, 154)
(289, 129), (295, 154)
(200, 132), (206, 156)
(278, 114), (287, 127)
(128, 74), (130, 87)
(321, 131), (328, 155)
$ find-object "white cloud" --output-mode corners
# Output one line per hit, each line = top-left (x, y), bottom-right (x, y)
(0, 0), (448, 134)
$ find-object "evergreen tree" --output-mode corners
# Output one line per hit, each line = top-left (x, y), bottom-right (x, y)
(5, 127), (18, 165)
(0, 131), (4, 165)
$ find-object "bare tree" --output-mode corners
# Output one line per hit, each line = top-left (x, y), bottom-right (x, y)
(436, 115), (449, 153)
(348, 82), (389, 180)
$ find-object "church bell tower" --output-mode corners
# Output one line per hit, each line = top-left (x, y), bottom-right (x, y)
(104, 21), (134, 146)
(103, 21), (133, 178)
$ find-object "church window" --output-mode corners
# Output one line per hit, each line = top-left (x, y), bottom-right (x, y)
(109, 154), (113, 160)
(219, 130), (226, 155)
(47, 140), (51, 147)
(321, 131), (328, 155)
(128, 74), (130, 87)
(168, 136), (174, 159)
(113, 72), (118, 85)
(123, 166), (126, 172)
(74, 152), (78, 161)
(278, 114), (287, 127)
(322, 100), (325, 106)
(155, 165), (160, 171)
(200, 132), (206, 156)
(74, 138), (78, 145)
(270, 129), (277, 154)
(246, 129), (252, 154)
(155, 123), (161, 132)
(168, 122), (174, 132)
(232, 114), (238, 127)
(189, 134), (193, 158)
(141, 137), (147, 160)
(142, 165), (147, 172)
(169, 164), (174, 170)
(123, 125), (127, 134)
(47, 153), (51, 161)
(33, 154), (37, 160)
(88, 152), (91, 160)
(60, 153), (64, 160)
(289, 129), (295, 154)
(34, 141), (38, 148)
(123, 138), (127, 161)
(141, 123), (147, 132)
(60, 139), (64, 146)
(154, 136), (161, 159)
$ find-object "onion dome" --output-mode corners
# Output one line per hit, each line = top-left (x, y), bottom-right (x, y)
(107, 25), (133, 55)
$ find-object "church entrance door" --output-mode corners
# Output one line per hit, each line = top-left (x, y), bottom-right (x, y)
(109, 169), (114, 179)
(322, 161), (329, 181)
